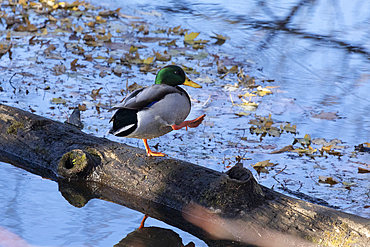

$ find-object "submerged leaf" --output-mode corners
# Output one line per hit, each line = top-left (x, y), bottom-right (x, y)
(318, 176), (339, 185)
(52, 97), (67, 104)
(312, 111), (339, 120)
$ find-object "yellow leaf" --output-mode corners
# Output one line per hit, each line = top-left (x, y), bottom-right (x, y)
(184, 32), (200, 42)
(154, 50), (171, 61)
(252, 160), (276, 168)
(51, 97), (67, 104)
(211, 33), (230, 41)
(256, 86), (272, 96)
(318, 176), (339, 185)
(41, 28), (48, 36)
(18, 0), (27, 6)
(6, 31), (11, 40)
(129, 46), (138, 53)
(143, 56), (154, 64)
(242, 92), (257, 97)
(94, 55), (107, 60)
(322, 145), (332, 152)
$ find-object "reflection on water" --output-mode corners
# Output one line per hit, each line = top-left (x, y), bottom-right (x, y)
(0, 162), (206, 246)
(2, 0), (370, 246)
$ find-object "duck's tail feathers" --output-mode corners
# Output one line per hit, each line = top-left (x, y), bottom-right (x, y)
(109, 108), (138, 137)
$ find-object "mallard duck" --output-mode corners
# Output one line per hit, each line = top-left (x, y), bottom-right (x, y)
(109, 65), (206, 156)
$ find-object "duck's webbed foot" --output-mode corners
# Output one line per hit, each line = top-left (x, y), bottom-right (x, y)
(171, 114), (206, 131)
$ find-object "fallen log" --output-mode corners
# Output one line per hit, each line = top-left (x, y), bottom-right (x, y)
(0, 103), (369, 247)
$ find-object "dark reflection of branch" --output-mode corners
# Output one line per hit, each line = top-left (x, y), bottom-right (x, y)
(57, 179), (253, 247)
(114, 227), (194, 247)
(250, 0), (370, 57)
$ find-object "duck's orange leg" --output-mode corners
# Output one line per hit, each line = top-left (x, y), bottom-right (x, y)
(139, 214), (149, 229)
(142, 139), (166, 156)
(172, 114), (206, 131)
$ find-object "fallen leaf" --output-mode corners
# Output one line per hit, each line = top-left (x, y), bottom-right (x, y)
(51, 97), (67, 104)
(210, 33), (230, 45)
(255, 86), (272, 96)
(312, 111), (339, 120)
(52, 64), (67, 75)
(127, 82), (142, 92)
(159, 39), (177, 47)
(293, 134), (311, 146)
(153, 50), (171, 61)
(142, 56), (154, 64)
(358, 167), (370, 173)
(318, 176), (339, 185)
(195, 74), (213, 84)
(270, 145), (294, 154)
(252, 160), (277, 174)
(184, 32), (200, 43)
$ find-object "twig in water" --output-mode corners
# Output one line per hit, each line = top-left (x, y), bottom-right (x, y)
(9, 73), (17, 89)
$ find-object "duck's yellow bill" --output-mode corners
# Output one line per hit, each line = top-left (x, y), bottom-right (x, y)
(183, 77), (202, 88)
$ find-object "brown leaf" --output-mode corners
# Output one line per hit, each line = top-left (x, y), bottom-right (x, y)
(52, 64), (67, 75)
(318, 176), (339, 185)
(270, 145), (294, 154)
(358, 167), (370, 173)
(127, 82), (142, 92)
(312, 111), (339, 120)
(70, 59), (86, 71)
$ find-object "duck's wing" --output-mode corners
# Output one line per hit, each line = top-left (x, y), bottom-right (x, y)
(109, 84), (181, 111)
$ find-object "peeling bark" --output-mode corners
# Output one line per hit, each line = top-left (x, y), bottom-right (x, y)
(0, 103), (369, 247)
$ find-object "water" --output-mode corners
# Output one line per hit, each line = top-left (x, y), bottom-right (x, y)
(1, 0), (370, 246)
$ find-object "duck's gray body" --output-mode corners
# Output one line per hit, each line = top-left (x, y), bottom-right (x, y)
(109, 84), (191, 140)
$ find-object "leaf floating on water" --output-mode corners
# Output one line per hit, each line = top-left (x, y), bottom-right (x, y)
(184, 32), (200, 43)
(168, 25), (188, 35)
(318, 176), (339, 185)
(252, 160), (277, 174)
(52, 64), (67, 75)
(181, 65), (200, 74)
(255, 86), (272, 96)
(220, 65), (238, 79)
(51, 97), (67, 104)
(252, 159), (277, 168)
(159, 39), (177, 47)
(237, 68), (255, 87)
(312, 111), (339, 121)
(270, 145), (294, 154)
(70, 59), (86, 71)
(235, 112), (250, 117)
(127, 82), (142, 92)
(129, 46), (139, 53)
(217, 60), (228, 74)
(355, 143), (370, 153)
(358, 167), (370, 173)
(291, 146), (317, 155)
(293, 134), (311, 147)
(210, 33), (230, 45)
(142, 56), (155, 64)
(280, 123), (297, 134)
(195, 74), (213, 84)
(241, 92), (257, 97)
(153, 50), (171, 61)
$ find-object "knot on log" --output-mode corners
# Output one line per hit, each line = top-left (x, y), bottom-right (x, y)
(58, 149), (100, 179)
(199, 163), (265, 214)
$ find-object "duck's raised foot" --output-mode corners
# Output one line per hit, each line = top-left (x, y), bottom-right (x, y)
(172, 114), (206, 131)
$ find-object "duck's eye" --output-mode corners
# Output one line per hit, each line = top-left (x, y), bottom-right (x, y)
(174, 70), (180, 75)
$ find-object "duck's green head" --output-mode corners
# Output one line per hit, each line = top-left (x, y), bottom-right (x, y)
(155, 65), (202, 88)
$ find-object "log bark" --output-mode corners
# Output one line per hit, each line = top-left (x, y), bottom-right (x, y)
(0, 103), (369, 246)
